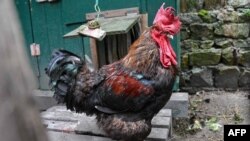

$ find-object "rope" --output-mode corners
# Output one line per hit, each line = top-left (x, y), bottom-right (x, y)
(94, 0), (101, 20)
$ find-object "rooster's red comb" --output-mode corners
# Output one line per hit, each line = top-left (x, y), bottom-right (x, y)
(153, 3), (181, 35)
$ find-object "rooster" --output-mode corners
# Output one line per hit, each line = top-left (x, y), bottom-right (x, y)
(46, 3), (181, 141)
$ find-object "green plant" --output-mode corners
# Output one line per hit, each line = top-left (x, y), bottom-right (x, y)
(206, 117), (222, 132)
(233, 105), (244, 124)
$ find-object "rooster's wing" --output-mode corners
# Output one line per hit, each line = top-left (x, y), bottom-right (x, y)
(93, 64), (156, 114)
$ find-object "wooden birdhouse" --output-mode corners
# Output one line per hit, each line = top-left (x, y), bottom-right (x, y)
(64, 7), (143, 69)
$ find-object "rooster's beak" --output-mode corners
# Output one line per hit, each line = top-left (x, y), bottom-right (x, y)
(167, 34), (174, 39)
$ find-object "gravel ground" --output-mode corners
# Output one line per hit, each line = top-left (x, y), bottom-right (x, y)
(171, 90), (250, 141)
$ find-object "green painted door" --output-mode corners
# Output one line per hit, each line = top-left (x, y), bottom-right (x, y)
(15, 0), (85, 90)
(15, 0), (180, 90)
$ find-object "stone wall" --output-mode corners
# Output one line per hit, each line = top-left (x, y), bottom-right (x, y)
(179, 0), (250, 93)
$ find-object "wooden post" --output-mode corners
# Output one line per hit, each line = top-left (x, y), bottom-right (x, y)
(140, 14), (148, 32)
(89, 38), (99, 69)
(0, 1), (48, 141)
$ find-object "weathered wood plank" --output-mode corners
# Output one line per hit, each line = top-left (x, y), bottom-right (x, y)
(42, 107), (93, 122)
(48, 128), (169, 141)
(86, 7), (139, 20)
(116, 34), (122, 58)
(42, 106), (172, 141)
(97, 40), (107, 68)
(111, 35), (118, 61)
(47, 131), (111, 141)
(126, 31), (132, 51)
(33, 90), (57, 111)
(44, 120), (79, 133)
(64, 15), (140, 38)
(97, 15), (140, 35)
(110, 14), (139, 34)
(48, 128), (170, 141)
(42, 106), (172, 122)
(42, 110), (172, 133)
(131, 22), (140, 41)
(106, 36), (113, 64)
(116, 34), (128, 58)
(75, 118), (106, 135)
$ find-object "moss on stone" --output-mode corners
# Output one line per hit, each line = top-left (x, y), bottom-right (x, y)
(222, 47), (234, 65)
(198, 9), (213, 23)
(187, 0), (198, 10)
(243, 9), (250, 17)
(242, 9), (250, 21)
(189, 48), (221, 66)
(214, 23), (250, 38)
(239, 50), (250, 67)
(198, 9), (209, 16)
(181, 53), (189, 70)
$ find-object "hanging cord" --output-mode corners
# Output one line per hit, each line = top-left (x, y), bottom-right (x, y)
(94, 0), (101, 20)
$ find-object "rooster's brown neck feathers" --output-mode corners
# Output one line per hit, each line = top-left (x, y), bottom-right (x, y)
(122, 31), (161, 74)
(122, 31), (178, 76)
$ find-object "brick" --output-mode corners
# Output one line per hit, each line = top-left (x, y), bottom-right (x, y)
(165, 92), (189, 118)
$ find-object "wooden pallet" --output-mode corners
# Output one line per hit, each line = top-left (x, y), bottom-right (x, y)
(42, 106), (172, 141)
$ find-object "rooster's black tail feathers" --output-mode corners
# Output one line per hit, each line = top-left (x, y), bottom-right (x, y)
(45, 49), (83, 103)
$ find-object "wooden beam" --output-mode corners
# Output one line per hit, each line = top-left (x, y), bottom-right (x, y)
(86, 7), (139, 20)
(0, 0), (48, 141)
